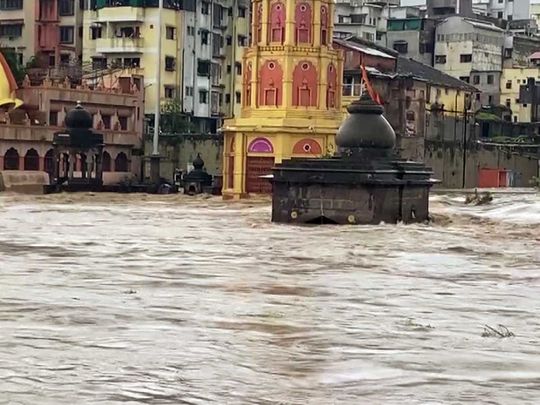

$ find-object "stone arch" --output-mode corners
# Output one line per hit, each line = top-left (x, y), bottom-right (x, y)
(248, 137), (274, 153)
(3, 147), (19, 170)
(327, 63), (338, 109)
(44, 149), (54, 174)
(321, 5), (329, 46)
(295, 2), (312, 44)
(103, 151), (112, 172)
(243, 62), (252, 107)
(293, 138), (322, 155)
(114, 152), (129, 172)
(24, 148), (40, 171)
(292, 61), (318, 107)
(259, 60), (283, 106)
(268, 1), (285, 43)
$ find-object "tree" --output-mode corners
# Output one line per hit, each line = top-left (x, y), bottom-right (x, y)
(0, 48), (25, 84)
(160, 98), (194, 133)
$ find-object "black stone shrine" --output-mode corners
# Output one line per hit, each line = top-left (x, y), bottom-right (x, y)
(271, 92), (437, 225)
(183, 153), (213, 195)
(52, 101), (105, 191)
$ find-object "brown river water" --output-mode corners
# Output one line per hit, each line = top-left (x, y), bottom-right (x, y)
(0, 191), (539, 404)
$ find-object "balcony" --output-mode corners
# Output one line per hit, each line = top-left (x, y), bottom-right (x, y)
(96, 6), (144, 23)
(96, 37), (144, 54)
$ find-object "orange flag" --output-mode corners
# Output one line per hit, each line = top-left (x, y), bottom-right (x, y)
(361, 62), (383, 105)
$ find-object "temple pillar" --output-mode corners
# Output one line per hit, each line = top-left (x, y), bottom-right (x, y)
(313, 0), (322, 48)
(232, 132), (246, 197)
(0, 156), (4, 170)
(19, 155), (24, 170)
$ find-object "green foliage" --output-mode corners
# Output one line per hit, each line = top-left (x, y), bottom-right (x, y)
(0, 48), (25, 84)
(160, 98), (194, 134)
(475, 112), (501, 122)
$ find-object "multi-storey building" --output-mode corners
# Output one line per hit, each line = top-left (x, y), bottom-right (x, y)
(472, 0), (530, 21)
(426, 0), (473, 18)
(0, 0), (83, 67)
(386, 18), (436, 66)
(180, 0), (250, 134)
(434, 16), (504, 106)
(334, 0), (398, 45)
(82, 1), (184, 116)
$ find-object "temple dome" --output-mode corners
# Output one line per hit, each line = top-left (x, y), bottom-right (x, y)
(336, 92), (396, 150)
(65, 101), (93, 129)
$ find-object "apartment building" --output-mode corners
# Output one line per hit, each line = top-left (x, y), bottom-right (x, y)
(434, 16), (504, 106)
(0, 0), (83, 67)
(472, 0), (530, 21)
(386, 18), (436, 66)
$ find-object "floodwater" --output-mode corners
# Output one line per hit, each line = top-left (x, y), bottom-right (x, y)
(0, 191), (539, 404)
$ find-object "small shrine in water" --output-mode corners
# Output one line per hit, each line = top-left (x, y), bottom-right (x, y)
(52, 102), (105, 191)
(271, 92), (437, 225)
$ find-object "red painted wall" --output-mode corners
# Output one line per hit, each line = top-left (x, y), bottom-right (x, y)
(292, 61), (318, 107)
(268, 2), (285, 43)
(259, 60), (283, 106)
(295, 2), (312, 44)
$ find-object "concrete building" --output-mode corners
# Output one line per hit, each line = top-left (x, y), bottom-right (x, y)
(82, 1), (184, 117)
(334, 0), (398, 45)
(0, 0), (83, 67)
(472, 0), (530, 21)
(221, 0), (344, 199)
(179, 0), (250, 134)
(434, 16), (504, 106)
(386, 18), (436, 66)
(427, 0), (473, 17)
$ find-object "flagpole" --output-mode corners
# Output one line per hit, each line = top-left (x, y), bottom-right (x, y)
(150, 0), (163, 186)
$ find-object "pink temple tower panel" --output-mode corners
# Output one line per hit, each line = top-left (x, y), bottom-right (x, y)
(292, 61), (318, 107)
(259, 60), (283, 107)
(248, 137), (274, 153)
(327, 63), (338, 109)
(268, 2), (286, 43)
(295, 2), (313, 44)
(321, 5), (329, 46)
(255, 3), (263, 44)
(244, 62), (252, 107)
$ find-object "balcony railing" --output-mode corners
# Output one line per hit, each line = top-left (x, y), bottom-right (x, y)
(96, 37), (144, 53)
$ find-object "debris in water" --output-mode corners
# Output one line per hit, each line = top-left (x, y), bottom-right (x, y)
(465, 190), (493, 206)
(482, 324), (515, 338)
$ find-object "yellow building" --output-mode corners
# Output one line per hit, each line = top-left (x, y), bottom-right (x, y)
(221, 0), (344, 199)
(500, 67), (539, 123)
(82, 3), (183, 115)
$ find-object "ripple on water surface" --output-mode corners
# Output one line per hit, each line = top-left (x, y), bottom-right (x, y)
(0, 192), (539, 404)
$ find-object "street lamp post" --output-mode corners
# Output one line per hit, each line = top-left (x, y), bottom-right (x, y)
(150, 0), (164, 186)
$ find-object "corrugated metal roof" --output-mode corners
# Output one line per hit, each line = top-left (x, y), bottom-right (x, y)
(334, 38), (396, 60)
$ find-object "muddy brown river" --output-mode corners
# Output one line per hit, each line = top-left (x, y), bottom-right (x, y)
(0, 192), (539, 404)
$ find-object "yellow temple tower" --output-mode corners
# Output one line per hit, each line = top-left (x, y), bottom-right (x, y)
(221, 0), (343, 199)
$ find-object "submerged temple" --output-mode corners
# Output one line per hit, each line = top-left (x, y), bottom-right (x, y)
(271, 91), (437, 224)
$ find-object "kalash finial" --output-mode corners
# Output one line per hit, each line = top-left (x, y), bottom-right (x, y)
(336, 89), (396, 151)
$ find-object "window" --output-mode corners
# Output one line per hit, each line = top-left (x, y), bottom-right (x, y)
(197, 60), (210, 76)
(0, 24), (23, 38)
(199, 90), (208, 103)
(118, 116), (128, 131)
(166, 26), (176, 40)
(187, 26), (195, 36)
(59, 0), (74, 16)
(185, 86), (193, 96)
(60, 54), (70, 65)
(201, 31), (209, 45)
(435, 55), (446, 64)
(376, 31), (383, 41)
(459, 76), (470, 83)
(201, 2), (209, 15)
(235, 91), (241, 103)
(49, 111), (58, 126)
(226, 64), (231, 74)
(460, 54), (472, 63)
(497, 11), (503, 19)
(91, 26), (102, 40)
(473, 75), (480, 85)
(506, 80), (512, 89)
(506, 98), (511, 108)
(237, 35), (247, 47)
(165, 56), (176, 71)
(488, 95), (493, 104)
(164, 86), (175, 99)
(235, 62), (242, 75)
(226, 36), (232, 46)
(392, 41), (408, 54)
(523, 103), (528, 107)
(508, 15), (512, 21)
(239, 6), (246, 18)
(59, 26), (74, 44)
(487, 75), (494, 84)
(102, 115), (111, 129)
(225, 94), (231, 103)
(0, 0), (23, 10)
